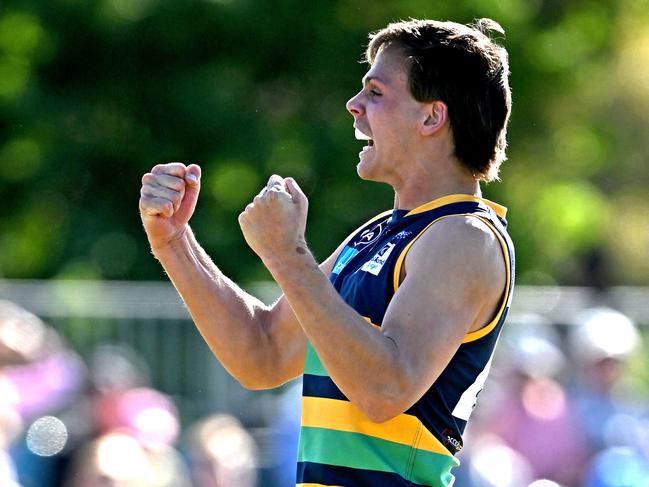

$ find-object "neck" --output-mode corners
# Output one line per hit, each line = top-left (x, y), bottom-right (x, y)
(389, 136), (482, 210)
(392, 169), (481, 210)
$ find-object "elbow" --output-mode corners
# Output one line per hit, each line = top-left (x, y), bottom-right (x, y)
(237, 368), (295, 391)
(360, 399), (406, 423)
(238, 379), (268, 391)
(364, 407), (400, 424)
(355, 372), (416, 423)
(356, 388), (410, 423)
(238, 375), (280, 391)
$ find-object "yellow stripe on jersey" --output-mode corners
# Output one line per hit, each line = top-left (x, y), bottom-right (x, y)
(301, 396), (454, 457)
(362, 316), (381, 329)
(461, 215), (511, 343)
(405, 194), (508, 218)
(392, 220), (437, 293)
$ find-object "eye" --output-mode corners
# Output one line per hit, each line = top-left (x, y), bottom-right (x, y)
(369, 89), (382, 97)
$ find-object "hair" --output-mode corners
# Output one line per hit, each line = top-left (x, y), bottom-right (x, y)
(365, 18), (512, 182)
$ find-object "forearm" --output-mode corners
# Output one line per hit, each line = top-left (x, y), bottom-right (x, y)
(151, 226), (277, 387)
(268, 250), (408, 420)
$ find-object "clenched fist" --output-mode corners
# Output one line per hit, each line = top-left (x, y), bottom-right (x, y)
(238, 175), (309, 268)
(139, 162), (201, 250)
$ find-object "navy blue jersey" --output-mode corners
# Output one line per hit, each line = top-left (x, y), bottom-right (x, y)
(297, 194), (515, 487)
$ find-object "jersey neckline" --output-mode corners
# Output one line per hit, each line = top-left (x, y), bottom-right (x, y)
(402, 194), (507, 219)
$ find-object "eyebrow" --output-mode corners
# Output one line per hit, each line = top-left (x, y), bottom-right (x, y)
(362, 75), (386, 87)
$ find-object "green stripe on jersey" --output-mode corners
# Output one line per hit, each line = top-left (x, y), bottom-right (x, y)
(298, 426), (456, 486)
(304, 343), (328, 377)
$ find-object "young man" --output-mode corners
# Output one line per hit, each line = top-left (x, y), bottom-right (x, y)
(139, 18), (514, 487)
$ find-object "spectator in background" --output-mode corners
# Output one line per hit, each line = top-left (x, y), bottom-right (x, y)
(0, 301), (85, 420)
(453, 314), (590, 486)
(65, 430), (190, 487)
(0, 301), (86, 487)
(567, 307), (649, 487)
(0, 446), (20, 487)
(0, 376), (22, 487)
(568, 307), (644, 453)
(64, 343), (190, 487)
(184, 414), (258, 487)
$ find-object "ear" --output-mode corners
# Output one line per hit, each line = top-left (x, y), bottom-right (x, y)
(420, 101), (448, 136)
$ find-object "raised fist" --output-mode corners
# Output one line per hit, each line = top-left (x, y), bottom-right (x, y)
(238, 175), (309, 266)
(139, 162), (201, 250)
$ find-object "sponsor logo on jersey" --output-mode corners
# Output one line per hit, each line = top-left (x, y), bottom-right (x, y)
(360, 242), (395, 276)
(332, 246), (359, 275)
(393, 230), (412, 240)
(441, 428), (463, 453)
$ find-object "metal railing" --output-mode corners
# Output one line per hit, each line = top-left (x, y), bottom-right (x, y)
(1, 279), (648, 422)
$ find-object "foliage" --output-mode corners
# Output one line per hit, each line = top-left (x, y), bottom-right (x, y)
(0, 0), (648, 286)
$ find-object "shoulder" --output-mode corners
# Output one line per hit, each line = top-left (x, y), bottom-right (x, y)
(404, 214), (505, 286)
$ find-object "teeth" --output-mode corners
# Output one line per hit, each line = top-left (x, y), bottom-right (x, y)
(355, 128), (371, 141)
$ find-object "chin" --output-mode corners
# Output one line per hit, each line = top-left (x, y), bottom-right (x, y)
(356, 160), (374, 181)
(357, 151), (376, 179)
(357, 153), (389, 183)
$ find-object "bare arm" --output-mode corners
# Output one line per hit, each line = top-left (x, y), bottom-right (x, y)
(239, 178), (506, 421)
(139, 163), (346, 389)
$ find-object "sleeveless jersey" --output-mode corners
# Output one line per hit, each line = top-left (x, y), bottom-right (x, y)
(296, 194), (515, 487)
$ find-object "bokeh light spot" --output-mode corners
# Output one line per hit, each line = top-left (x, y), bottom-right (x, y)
(208, 161), (260, 211)
(0, 12), (45, 56)
(26, 416), (68, 457)
(0, 137), (42, 181)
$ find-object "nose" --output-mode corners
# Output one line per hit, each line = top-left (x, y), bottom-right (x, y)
(346, 91), (364, 118)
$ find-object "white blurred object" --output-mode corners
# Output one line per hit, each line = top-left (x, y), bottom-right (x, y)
(0, 300), (47, 362)
(188, 414), (258, 487)
(96, 433), (151, 482)
(529, 480), (562, 487)
(505, 314), (566, 378)
(570, 308), (640, 363)
(515, 334), (566, 378)
(0, 450), (20, 487)
(469, 435), (533, 487)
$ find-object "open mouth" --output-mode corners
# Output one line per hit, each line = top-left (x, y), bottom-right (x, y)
(355, 128), (374, 147)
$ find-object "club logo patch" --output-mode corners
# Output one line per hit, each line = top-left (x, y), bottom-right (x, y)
(355, 222), (384, 249)
(360, 242), (395, 276)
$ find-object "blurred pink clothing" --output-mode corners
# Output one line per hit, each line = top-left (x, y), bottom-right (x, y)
(489, 376), (589, 485)
(4, 350), (85, 419)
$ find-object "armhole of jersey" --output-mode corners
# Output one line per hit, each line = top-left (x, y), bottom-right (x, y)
(462, 215), (511, 343)
(392, 219), (439, 293)
(391, 214), (511, 343)
(362, 316), (382, 330)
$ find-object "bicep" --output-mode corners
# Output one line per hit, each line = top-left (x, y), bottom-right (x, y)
(380, 217), (505, 405)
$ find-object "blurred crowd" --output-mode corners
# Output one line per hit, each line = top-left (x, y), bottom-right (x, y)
(455, 308), (649, 487)
(0, 300), (259, 487)
(0, 299), (648, 487)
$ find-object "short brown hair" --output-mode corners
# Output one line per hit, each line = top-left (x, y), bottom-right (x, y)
(366, 18), (512, 182)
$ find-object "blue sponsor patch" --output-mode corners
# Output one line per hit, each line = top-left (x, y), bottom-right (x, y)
(332, 246), (359, 275)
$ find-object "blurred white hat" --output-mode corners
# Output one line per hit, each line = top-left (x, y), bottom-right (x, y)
(570, 307), (640, 363)
(505, 314), (566, 378)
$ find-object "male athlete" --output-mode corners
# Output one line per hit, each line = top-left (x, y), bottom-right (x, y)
(139, 18), (514, 487)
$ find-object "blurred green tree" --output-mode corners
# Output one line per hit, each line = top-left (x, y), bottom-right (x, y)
(0, 0), (647, 286)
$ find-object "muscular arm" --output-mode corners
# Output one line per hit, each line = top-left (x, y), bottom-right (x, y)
(139, 163), (346, 389)
(152, 228), (346, 389)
